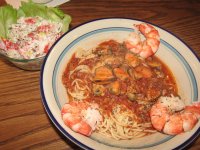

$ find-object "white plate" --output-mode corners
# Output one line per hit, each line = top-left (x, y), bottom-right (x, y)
(40, 18), (200, 150)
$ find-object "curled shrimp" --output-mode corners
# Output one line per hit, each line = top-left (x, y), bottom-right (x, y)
(150, 95), (200, 135)
(61, 101), (102, 136)
(125, 23), (160, 58)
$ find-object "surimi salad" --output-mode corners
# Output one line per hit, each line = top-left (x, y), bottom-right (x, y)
(1, 16), (63, 59)
(0, 1), (71, 60)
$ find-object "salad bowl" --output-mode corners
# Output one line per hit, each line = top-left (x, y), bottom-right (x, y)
(0, 53), (45, 70)
(0, 1), (71, 70)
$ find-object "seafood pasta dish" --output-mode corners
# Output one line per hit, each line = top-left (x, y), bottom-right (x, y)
(61, 23), (200, 140)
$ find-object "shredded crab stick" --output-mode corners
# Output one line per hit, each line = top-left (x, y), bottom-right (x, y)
(61, 101), (102, 136)
(125, 23), (160, 58)
(0, 16), (62, 59)
(150, 95), (200, 135)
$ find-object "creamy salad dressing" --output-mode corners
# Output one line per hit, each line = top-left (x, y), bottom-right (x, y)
(3, 16), (63, 59)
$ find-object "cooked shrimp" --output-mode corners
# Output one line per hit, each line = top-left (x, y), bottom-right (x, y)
(125, 23), (160, 58)
(150, 95), (200, 135)
(61, 101), (102, 136)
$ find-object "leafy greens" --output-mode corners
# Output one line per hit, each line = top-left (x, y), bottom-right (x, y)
(0, 1), (71, 38)
(0, 5), (17, 38)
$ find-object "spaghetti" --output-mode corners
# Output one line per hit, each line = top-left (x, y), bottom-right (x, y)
(62, 39), (177, 140)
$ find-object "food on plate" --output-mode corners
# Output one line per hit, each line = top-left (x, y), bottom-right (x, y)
(125, 23), (160, 58)
(151, 96), (200, 135)
(61, 23), (200, 140)
(0, 1), (71, 59)
(61, 101), (102, 136)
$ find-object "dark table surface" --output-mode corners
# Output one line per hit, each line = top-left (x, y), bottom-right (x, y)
(0, 0), (199, 149)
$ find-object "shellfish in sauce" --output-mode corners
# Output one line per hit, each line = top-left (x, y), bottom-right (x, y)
(63, 40), (178, 122)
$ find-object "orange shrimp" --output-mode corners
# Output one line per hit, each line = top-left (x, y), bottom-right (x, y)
(150, 96), (200, 135)
(125, 23), (160, 58)
(61, 101), (102, 136)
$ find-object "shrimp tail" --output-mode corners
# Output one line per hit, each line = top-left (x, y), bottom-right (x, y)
(71, 121), (93, 136)
(185, 102), (200, 118)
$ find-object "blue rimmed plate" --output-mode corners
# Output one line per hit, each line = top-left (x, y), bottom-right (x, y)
(40, 18), (200, 150)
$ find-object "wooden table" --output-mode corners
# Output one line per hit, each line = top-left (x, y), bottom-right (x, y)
(0, 0), (199, 149)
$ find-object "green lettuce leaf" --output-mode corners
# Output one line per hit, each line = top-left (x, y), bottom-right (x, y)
(18, 1), (71, 32)
(0, 5), (17, 38)
(46, 7), (71, 32)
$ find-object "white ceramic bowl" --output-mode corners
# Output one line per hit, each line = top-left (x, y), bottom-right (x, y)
(40, 18), (200, 150)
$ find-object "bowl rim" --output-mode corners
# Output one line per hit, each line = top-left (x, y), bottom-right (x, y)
(0, 51), (45, 62)
(40, 17), (200, 150)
